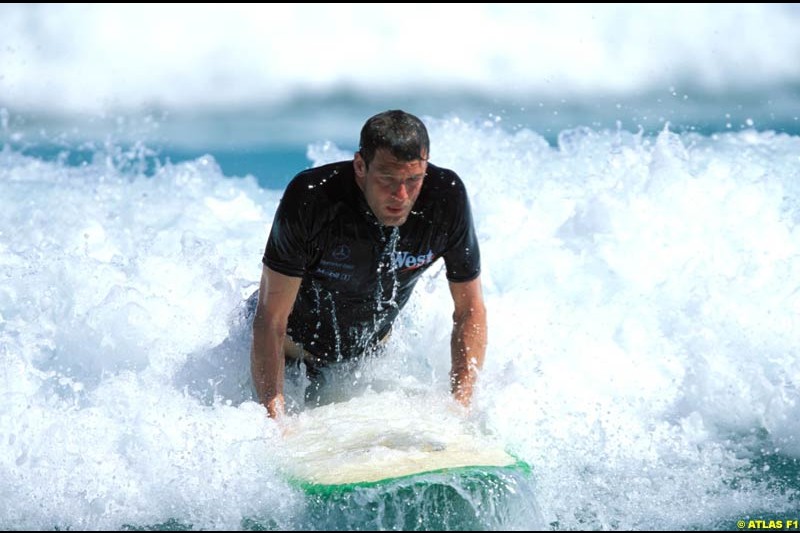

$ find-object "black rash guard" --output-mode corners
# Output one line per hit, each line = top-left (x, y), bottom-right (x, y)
(263, 160), (480, 364)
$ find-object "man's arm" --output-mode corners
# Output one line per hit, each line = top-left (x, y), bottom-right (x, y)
(448, 276), (487, 407)
(251, 265), (302, 419)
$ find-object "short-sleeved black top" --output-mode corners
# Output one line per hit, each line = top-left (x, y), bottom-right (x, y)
(263, 160), (480, 363)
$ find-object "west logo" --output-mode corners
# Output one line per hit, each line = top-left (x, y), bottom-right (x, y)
(391, 250), (435, 271)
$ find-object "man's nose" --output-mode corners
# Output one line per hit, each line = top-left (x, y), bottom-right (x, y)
(392, 182), (409, 200)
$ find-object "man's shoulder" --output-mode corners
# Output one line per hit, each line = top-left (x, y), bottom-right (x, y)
(425, 162), (458, 179)
(290, 160), (353, 186)
(283, 160), (354, 203)
(422, 163), (468, 197)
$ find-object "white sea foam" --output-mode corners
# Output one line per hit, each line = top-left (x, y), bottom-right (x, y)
(1, 119), (799, 528)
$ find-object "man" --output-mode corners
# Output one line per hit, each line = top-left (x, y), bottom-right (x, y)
(251, 110), (486, 419)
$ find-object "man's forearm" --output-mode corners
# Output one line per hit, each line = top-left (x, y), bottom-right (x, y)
(251, 319), (286, 418)
(450, 305), (487, 406)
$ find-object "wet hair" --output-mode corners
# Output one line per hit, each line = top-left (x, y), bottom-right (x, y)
(358, 110), (430, 169)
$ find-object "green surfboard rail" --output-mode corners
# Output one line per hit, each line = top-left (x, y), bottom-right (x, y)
(291, 457), (532, 495)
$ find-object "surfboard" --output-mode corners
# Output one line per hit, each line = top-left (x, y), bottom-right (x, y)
(277, 390), (539, 530)
(280, 390), (529, 490)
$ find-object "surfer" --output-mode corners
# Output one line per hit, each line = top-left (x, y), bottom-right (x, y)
(250, 110), (486, 418)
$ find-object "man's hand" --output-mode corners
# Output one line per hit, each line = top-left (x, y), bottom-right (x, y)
(266, 394), (286, 420)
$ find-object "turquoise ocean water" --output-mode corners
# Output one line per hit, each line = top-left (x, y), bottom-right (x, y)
(2, 4), (800, 530)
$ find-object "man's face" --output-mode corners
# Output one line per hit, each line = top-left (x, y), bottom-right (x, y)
(354, 148), (427, 227)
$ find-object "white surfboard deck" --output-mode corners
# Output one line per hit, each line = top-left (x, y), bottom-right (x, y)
(280, 391), (519, 487)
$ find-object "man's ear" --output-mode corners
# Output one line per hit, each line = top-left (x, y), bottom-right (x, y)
(353, 153), (368, 192)
(353, 152), (366, 179)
